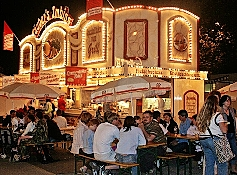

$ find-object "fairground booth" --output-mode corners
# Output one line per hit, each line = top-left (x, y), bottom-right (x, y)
(1, 4), (208, 121)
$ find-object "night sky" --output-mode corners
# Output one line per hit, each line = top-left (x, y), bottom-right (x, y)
(0, 0), (236, 75)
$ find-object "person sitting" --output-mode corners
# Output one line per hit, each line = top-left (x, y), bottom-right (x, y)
(115, 116), (146, 175)
(53, 110), (67, 134)
(153, 111), (168, 135)
(17, 114), (36, 145)
(187, 114), (203, 169)
(138, 110), (167, 174)
(44, 115), (63, 143)
(79, 118), (100, 174)
(163, 112), (179, 149)
(10, 110), (19, 132)
(95, 106), (104, 123)
(134, 115), (142, 127)
(71, 112), (92, 154)
(18, 111), (49, 162)
(92, 113), (120, 173)
(170, 110), (191, 153)
(2, 115), (12, 127)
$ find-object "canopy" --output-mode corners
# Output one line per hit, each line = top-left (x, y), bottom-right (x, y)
(0, 83), (66, 99)
(91, 76), (171, 103)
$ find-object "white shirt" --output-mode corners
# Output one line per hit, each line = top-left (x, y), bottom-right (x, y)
(53, 115), (67, 128)
(12, 117), (19, 132)
(71, 120), (88, 154)
(202, 112), (225, 136)
(116, 126), (146, 154)
(22, 121), (35, 136)
(93, 122), (120, 154)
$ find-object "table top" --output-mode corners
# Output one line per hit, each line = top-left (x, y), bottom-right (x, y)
(60, 126), (75, 131)
(138, 142), (166, 149)
(167, 133), (198, 140)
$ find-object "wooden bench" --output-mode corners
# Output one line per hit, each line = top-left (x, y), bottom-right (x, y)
(75, 154), (139, 175)
(157, 154), (179, 175)
(54, 140), (72, 149)
(166, 152), (196, 175)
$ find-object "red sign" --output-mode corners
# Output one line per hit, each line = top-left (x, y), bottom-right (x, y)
(65, 67), (87, 86)
(30, 72), (40, 83)
(86, 0), (103, 20)
(3, 21), (14, 51)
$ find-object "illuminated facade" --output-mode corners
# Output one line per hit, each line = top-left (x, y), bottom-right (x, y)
(16, 5), (208, 118)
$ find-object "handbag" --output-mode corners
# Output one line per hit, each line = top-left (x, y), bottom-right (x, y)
(207, 128), (235, 163)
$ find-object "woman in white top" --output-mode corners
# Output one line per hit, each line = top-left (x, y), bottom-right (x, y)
(115, 116), (146, 175)
(197, 95), (228, 175)
(17, 114), (36, 145)
(70, 112), (92, 154)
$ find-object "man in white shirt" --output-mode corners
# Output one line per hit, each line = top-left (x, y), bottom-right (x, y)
(53, 110), (67, 129)
(93, 113), (120, 161)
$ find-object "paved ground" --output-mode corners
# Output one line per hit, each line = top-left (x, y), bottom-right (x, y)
(0, 147), (203, 175)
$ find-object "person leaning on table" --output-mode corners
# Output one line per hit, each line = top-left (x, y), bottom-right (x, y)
(138, 110), (166, 174)
(197, 95), (228, 175)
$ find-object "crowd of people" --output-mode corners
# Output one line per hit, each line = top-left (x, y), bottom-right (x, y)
(70, 107), (202, 174)
(1, 90), (237, 175)
(0, 97), (68, 163)
(70, 90), (237, 175)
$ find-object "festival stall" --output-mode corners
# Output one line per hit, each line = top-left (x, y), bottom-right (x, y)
(1, 4), (208, 120)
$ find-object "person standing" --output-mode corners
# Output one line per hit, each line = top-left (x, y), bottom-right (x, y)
(197, 95), (228, 175)
(44, 99), (53, 118)
(219, 95), (237, 174)
(58, 95), (66, 116)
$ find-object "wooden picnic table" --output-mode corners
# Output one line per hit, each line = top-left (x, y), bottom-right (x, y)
(137, 142), (167, 174)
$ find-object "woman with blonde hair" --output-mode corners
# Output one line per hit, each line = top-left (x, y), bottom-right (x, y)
(197, 95), (228, 175)
(71, 111), (93, 154)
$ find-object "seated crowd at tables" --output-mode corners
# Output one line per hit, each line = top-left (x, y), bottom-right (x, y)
(70, 108), (205, 175)
(1, 106), (68, 163)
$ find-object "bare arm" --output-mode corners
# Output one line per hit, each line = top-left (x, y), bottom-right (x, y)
(219, 122), (228, 134)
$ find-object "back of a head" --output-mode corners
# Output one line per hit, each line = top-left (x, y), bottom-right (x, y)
(10, 110), (15, 115)
(107, 112), (119, 124)
(46, 98), (51, 102)
(43, 114), (50, 120)
(89, 118), (100, 126)
(153, 111), (161, 120)
(208, 90), (221, 100)
(80, 112), (93, 124)
(36, 111), (44, 120)
(28, 114), (36, 122)
(123, 116), (135, 131)
(56, 109), (62, 116)
(178, 109), (188, 118)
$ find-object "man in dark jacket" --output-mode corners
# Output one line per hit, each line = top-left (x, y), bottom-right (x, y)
(44, 115), (63, 142)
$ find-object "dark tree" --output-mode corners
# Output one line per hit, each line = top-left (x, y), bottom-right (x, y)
(199, 22), (236, 74)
